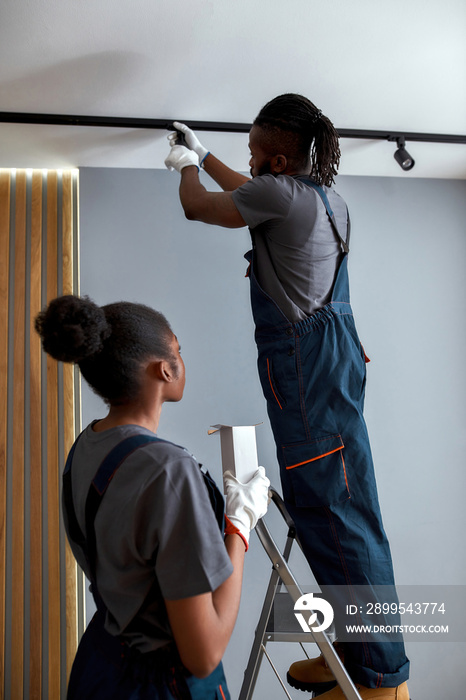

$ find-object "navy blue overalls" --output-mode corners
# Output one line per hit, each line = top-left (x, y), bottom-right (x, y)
(63, 433), (230, 700)
(245, 178), (409, 688)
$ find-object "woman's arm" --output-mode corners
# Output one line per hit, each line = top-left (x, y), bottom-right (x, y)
(165, 532), (245, 678)
(164, 466), (270, 677)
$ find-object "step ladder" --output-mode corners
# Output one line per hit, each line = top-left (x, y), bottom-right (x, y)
(239, 488), (362, 700)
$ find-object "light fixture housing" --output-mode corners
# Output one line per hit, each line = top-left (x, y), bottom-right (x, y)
(394, 137), (415, 171)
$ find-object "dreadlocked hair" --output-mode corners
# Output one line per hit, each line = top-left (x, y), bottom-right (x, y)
(253, 93), (341, 187)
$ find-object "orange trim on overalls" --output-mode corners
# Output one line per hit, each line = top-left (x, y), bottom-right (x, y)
(361, 343), (370, 363)
(267, 358), (283, 410)
(340, 451), (350, 492)
(219, 684), (227, 700)
(285, 445), (344, 470)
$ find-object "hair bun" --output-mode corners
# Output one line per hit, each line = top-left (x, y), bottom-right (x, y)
(35, 295), (111, 363)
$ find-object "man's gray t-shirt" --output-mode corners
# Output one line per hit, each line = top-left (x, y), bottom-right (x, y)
(64, 423), (233, 652)
(232, 174), (349, 321)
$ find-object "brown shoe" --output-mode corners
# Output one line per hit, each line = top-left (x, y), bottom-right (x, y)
(287, 644), (344, 693)
(314, 681), (409, 700)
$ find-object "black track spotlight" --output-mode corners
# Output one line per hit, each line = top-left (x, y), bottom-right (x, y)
(394, 137), (415, 171)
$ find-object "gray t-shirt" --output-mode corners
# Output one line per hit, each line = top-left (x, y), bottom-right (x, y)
(232, 174), (349, 321)
(64, 422), (233, 652)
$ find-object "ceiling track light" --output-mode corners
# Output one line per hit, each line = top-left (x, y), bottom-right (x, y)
(0, 112), (464, 173)
(392, 136), (415, 171)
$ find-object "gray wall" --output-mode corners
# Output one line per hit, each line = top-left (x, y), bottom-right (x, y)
(79, 167), (466, 699)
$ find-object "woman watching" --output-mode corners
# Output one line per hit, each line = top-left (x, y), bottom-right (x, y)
(36, 294), (269, 700)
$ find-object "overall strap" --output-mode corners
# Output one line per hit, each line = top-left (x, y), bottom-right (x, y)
(85, 435), (166, 581)
(199, 465), (226, 533)
(63, 432), (87, 552)
(63, 433), (165, 582)
(296, 177), (350, 253)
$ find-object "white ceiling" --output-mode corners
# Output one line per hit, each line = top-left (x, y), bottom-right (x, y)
(1, 0), (465, 178)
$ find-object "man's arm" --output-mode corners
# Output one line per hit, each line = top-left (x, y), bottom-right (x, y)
(169, 122), (250, 192)
(202, 153), (250, 192)
(178, 165), (247, 229)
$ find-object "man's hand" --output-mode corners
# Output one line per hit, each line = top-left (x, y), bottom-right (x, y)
(164, 145), (199, 173)
(166, 125), (248, 227)
(168, 122), (210, 165)
(168, 121), (249, 191)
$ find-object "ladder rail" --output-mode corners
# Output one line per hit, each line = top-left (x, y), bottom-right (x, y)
(239, 488), (363, 700)
(238, 490), (296, 700)
(238, 564), (282, 700)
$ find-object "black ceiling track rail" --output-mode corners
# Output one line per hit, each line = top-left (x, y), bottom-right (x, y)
(0, 111), (465, 145)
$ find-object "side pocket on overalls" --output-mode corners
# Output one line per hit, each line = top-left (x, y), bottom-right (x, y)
(282, 435), (350, 508)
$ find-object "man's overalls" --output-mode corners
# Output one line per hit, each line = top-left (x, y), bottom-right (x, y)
(63, 433), (230, 700)
(245, 179), (410, 689)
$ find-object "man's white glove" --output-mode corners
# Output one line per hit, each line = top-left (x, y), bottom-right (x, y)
(223, 467), (270, 548)
(164, 145), (199, 173)
(168, 122), (210, 166)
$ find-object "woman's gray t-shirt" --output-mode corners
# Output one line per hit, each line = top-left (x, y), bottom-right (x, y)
(64, 423), (233, 652)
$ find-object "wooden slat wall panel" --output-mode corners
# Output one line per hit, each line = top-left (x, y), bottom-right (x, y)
(0, 170), (11, 700)
(1, 169), (81, 700)
(11, 171), (27, 698)
(29, 171), (43, 700)
(46, 172), (61, 700)
(62, 171), (79, 681)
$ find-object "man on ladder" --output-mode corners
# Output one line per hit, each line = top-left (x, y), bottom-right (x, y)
(165, 93), (410, 700)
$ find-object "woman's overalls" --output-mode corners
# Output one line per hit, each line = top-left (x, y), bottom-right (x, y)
(63, 433), (230, 700)
(245, 179), (409, 688)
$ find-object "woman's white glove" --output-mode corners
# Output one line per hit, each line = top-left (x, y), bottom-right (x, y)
(223, 467), (270, 546)
(164, 144), (199, 173)
(168, 122), (210, 165)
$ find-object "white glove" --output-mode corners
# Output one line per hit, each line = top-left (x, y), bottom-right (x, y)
(168, 122), (210, 165)
(164, 145), (199, 173)
(223, 467), (270, 546)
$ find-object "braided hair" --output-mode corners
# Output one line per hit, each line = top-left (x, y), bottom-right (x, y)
(35, 295), (176, 405)
(253, 93), (341, 187)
